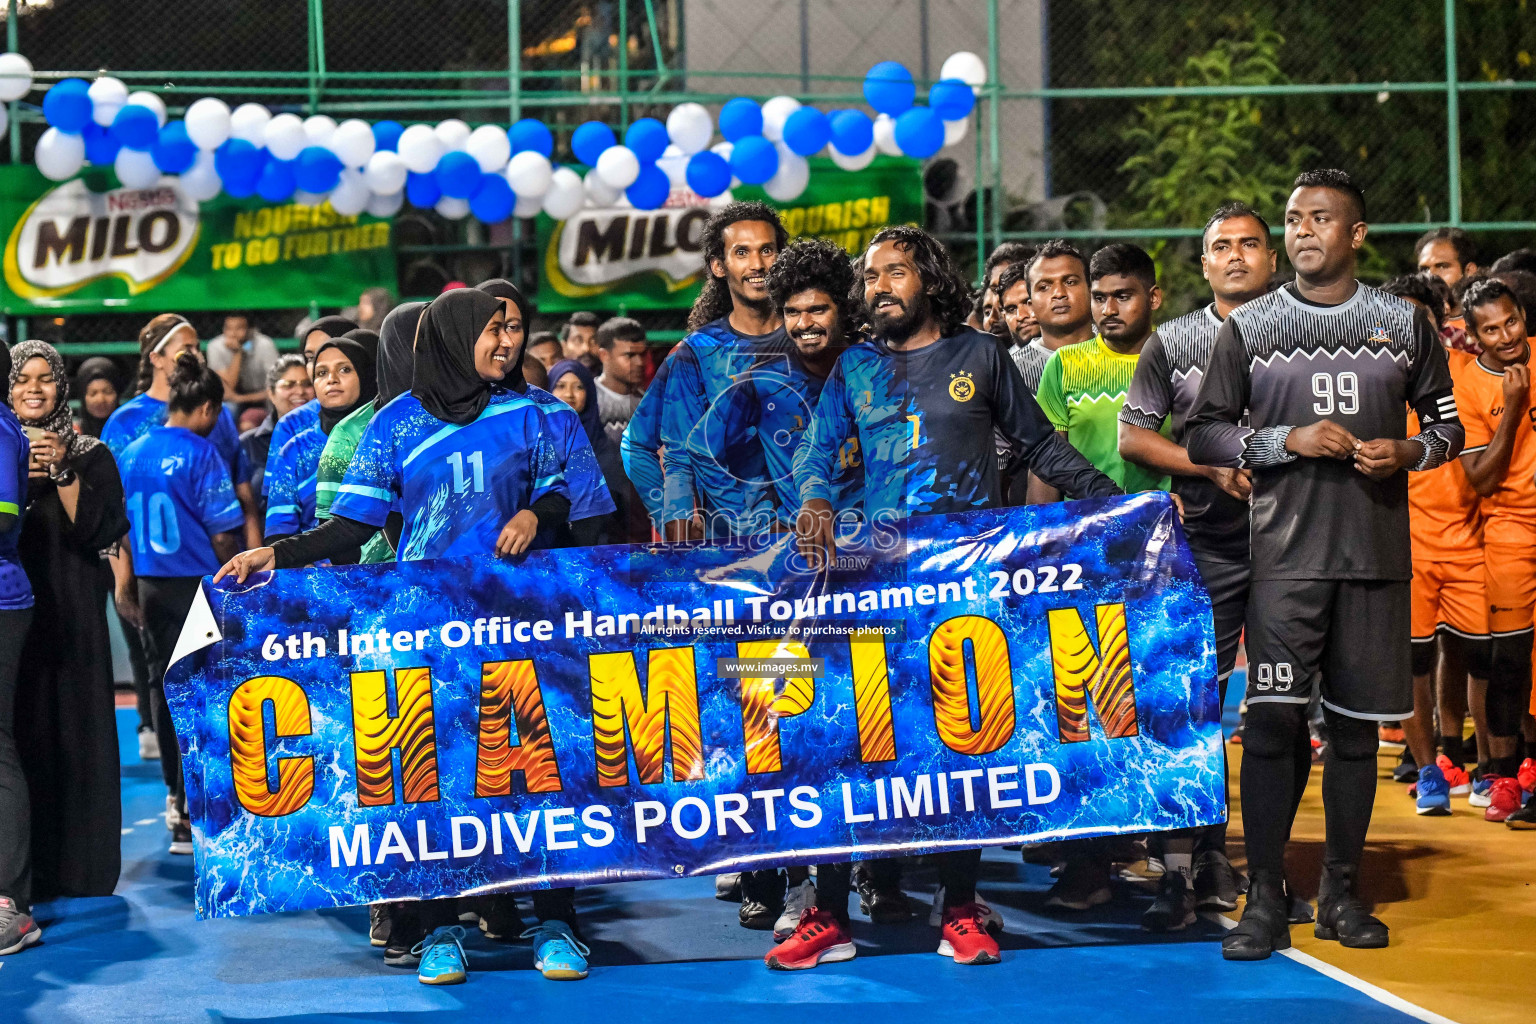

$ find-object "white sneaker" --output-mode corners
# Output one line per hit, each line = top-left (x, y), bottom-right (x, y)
(164, 794), (176, 832)
(927, 887), (1004, 932)
(138, 728), (160, 761)
(774, 879), (815, 941)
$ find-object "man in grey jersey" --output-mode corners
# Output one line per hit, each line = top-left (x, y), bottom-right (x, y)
(1186, 169), (1464, 960)
(1117, 201), (1275, 931)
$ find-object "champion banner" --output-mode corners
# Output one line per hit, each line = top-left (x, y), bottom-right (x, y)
(164, 493), (1224, 919)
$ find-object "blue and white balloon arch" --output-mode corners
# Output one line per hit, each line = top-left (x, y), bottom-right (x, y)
(0, 50), (987, 223)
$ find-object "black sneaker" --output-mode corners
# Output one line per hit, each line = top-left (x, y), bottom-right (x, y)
(1043, 858), (1112, 911)
(383, 939), (421, 968)
(1504, 799), (1536, 830)
(738, 869), (784, 930)
(1221, 872), (1291, 961)
(476, 895), (522, 941)
(369, 903), (391, 947)
(857, 877), (913, 924)
(1192, 850), (1239, 911)
(1314, 864), (1388, 949)
(714, 872), (742, 902)
(169, 821), (193, 856)
(0, 896), (42, 956)
(1283, 876), (1314, 924)
(1141, 872), (1196, 932)
(1392, 748), (1418, 784)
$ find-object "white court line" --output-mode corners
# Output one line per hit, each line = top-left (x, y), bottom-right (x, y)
(1203, 912), (1461, 1024)
(134, 818), (157, 826)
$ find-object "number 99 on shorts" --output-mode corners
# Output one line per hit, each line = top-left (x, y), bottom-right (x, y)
(1253, 661), (1294, 692)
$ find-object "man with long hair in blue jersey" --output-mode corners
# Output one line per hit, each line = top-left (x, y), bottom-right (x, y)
(103, 314), (259, 549)
(117, 353), (245, 860)
(793, 226), (1122, 967)
(218, 288), (611, 987)
(264, 330), (377, 545)
(260, 315), (358, 499)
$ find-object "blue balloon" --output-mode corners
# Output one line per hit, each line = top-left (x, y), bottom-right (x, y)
(42, 79), (92, 134)
(718, 97), (762, 142)
(782, 107), (831, 157)
(829, 109), (874, 155)
(294, 145), (343, 193)
(214, 138), (264, 194)
(434, 150), (482, 199)
(626, 163), (670, 210)
(729, 135), (778, 185)
(624, 118), (668, 164)
(372, 120), (404, 153)
(928, 78), (976, 121)
(82, 122), (121, 166)
(151, 121), (197, 174)
(893, 106), (944, 159)
(510, 118), (554, 158)
(406, 171), (441, 208)
(111, 104), (160, 150)
(257, 158), (297, 202)
(470, 172), (515, 223)
(571, 121), (617, 166)
(685, 150), (731, 198)
(863, 61), (915, 116)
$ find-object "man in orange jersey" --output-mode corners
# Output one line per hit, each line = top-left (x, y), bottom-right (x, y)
(1453, 278), (1536, 827)
(1383, 274), (1487, 814)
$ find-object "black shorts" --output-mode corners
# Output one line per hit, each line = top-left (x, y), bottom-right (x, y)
(1244, 578), (1412, 721)
(1193, 553), (1249, 691)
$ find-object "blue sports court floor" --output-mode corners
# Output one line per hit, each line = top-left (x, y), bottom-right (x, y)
(0, 692), (1455, 1024)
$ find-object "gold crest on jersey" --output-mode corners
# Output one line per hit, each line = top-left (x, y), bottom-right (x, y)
(948, 371), (975, 402)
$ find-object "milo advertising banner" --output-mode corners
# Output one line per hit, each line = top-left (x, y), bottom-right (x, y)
(534, 156), (923, 313)
(0, 166), (396, 314)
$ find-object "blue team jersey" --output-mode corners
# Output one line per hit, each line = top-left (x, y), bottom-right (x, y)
(118, 426), (245, 578)
(264, 425), (326, 537)
(524, 385), (618, 525)
(331, 389), (580, 562)
(620, 356), (673, 531)
(658, 317), (788, 535)
(103, 392), (249, 485)
(695, 347), (864, 525)
(264, 399), (320, 496)
(0, 407), (33, 611)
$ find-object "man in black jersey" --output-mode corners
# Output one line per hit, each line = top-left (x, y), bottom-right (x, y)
(1186, 170), (1464, 960)
(1118, 201), (1274, 930)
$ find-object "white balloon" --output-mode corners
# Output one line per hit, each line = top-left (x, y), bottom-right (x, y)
(466, 124), (511, 173)
(435, 195), (470, 220)
(127, 91), (167, 127)
(114, 147), (161, 188)
(595, 145), (640, 190)
(666, 102), (714, 154)
(763, 146), (809, 202)
(0, 53), (35, 103)
(584, 167), (621, 207)
(397, 124), (445, 174)
(329, 168), (371, 216)
(658, 144), (689, 189)
(760, 95), (802, 143)
(35, 127), (86, 181)
(328, 118), (376, 167)
(514, 192), (544, 219)
(179, 149), (222, 201)
(940, 51), (988, 93)
(229, 103), (272, 145)
(293, 191), (327, 207)
(828, 139), (876, 171)
(710, 141), (741, 188)
(184, 97), (231, 150)
(262, 114), (305, 161)
(505, 150), (553, 197)
(303, 115), (337, 146)
(364, 150), (408, 195)
(88, 77), (127, 127)
(365, 189), (405, 218)
(873, 113), (902, 157)
(541, 167), (585, 220)
(434, 118), (471, 152)
(943, 117), (968, 147)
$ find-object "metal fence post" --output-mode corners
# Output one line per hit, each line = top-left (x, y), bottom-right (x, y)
(1444, 0), (1461, 225)
(307, 0), (328, 115)
(509, 0), (521, 123)
(986, 0), (1002, 260)
(6, 0), (19, 164)
(618, 0), (630, 129)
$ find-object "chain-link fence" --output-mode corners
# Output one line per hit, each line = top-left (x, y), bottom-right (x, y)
(3, 0), (1535, 344)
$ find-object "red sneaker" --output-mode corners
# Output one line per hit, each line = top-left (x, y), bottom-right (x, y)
(1517, 758), (1536, 794)
(1485, 777), (1524, 822)
(764, 908), (855, 971)
(1436, 755), (1472, 795)
(938, 903), (1001, 965)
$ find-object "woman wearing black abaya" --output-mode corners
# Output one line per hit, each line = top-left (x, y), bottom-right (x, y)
(7, 341), (130, 901)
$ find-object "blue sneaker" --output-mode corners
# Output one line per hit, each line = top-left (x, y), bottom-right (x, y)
(412, 925), (468, 985)
(522, 920), (590, 980)
(1469, 772), (1495, 808)
(1416, 763), (1451, 816)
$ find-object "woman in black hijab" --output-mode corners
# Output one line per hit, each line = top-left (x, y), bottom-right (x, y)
(73, 357), (124, 438)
